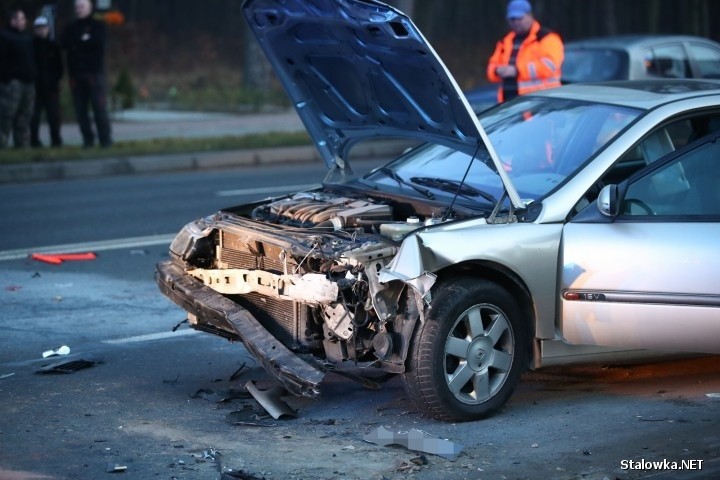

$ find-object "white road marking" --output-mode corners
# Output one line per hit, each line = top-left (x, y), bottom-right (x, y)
(216, 183), (321, 197)
(103, 329), (199, 345)
(0, 234), (176, 262)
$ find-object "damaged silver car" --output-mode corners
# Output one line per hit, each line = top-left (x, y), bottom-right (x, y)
(156, 0), (720, 421)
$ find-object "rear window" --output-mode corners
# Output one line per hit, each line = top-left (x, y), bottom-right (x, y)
(562, 48), (629, 83)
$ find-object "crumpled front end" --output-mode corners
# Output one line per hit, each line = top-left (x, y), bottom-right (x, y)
(156, 190), (448, 396)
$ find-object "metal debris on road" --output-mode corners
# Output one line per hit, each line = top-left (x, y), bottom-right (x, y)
(363, 426), (464, 460)
(106, 463), (127, 473)
(35, 359), (98, 374)
(220, 470), (266, 480)
(190, 388), (251, 403)
(42, 345), (71, 358)
(226, 408), (277, 427)
(245, 380), (297, 420)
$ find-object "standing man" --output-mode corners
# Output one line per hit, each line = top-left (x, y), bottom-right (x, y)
(0, 8), (36, 148)
(62, 0), (112, 148)
(487, 0), (564, 103)
(31, 16), (64, 148)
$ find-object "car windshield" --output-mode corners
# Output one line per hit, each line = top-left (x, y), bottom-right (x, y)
(363, 97), (641, 205)
(562, 48), (629, 83)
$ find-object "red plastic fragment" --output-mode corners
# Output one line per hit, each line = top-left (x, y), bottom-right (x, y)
(30, 252), (97, 264)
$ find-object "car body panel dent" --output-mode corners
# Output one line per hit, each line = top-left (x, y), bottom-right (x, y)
(380, 222), (564, 339)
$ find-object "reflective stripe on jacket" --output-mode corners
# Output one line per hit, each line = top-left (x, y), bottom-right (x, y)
(487, 21), (564, 102)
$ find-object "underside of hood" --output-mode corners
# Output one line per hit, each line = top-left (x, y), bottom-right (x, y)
(241, 0), (490, 169)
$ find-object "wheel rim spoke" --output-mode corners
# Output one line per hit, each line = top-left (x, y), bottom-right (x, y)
(490, 349), (512, 372)
(445, 336), (471, 359)
(465, 306), (484, 338)
(486, 313), (509, 344)
(472, 369), (491, 401)
(447, 363), (474, 395)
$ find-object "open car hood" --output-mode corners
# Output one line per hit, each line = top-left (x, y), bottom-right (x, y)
(242, 0), (523, 208)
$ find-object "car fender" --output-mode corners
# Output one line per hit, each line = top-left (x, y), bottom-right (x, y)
(379, 220), (564, 340)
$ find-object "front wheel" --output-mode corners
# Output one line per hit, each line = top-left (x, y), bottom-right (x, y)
(402, 278), (529, 421)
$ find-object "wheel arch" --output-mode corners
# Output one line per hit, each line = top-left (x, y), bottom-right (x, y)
(433, 260), (537, 367)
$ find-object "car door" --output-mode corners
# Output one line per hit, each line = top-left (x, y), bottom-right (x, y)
(559, 133), (720, 354)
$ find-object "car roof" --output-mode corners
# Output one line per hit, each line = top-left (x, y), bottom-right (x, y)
(566, 34), (720, 50)
(527, 79), (720, 109)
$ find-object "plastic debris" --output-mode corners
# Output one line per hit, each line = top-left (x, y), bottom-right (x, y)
(31, 252), (97, 265)
(42, 345), (71, 358)
(0, 373), (15, 380)
(706, 393), (720, 398)
(106, 463), (127, 473)
(363, 426), (464, 460)
(202, 448), (221, 461)
(245, 380), (297, 419)
(36, 359), (98, 374)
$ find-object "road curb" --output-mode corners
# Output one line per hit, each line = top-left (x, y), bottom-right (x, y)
(0, 140), (411, 184)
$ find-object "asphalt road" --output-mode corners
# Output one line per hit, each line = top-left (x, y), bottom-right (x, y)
(1, 163), (720, 480)
(0, 161), (339, 252)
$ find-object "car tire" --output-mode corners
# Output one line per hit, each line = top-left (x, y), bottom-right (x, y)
(402, 277), (529, 422)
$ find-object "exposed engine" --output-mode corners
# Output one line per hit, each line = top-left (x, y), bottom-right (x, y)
(171, 190), (444, 377)
(251, 191), (393, 230)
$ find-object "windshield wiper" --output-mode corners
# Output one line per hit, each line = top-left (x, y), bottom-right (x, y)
(410, 176), (497, 204)
(376, 167), (435, 200)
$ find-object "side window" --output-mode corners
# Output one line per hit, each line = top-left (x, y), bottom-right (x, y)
(688, 44), (720, 79)
(622, 139), (720, 216)
(604, 112), (720, 186)
(645, 45), (691, 78)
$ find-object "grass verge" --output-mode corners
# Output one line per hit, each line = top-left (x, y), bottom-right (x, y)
(0, 131), (312, 165)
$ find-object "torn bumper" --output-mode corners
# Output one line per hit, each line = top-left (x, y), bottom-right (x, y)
(155, 259), (325, 397)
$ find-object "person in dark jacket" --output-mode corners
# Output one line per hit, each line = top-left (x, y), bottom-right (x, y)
(0, 8), (36, 148)
(31, 16), (64, 147)
(61, 0), (112, 148)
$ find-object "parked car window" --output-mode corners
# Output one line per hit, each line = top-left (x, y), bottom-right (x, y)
(688, 43), (720, 79)
(645, 45), (691, 78)
(562, 48), (628, 83)
(623, 137), (720, 216)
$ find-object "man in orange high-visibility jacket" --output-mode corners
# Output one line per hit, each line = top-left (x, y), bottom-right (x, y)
(487, 0), (564, 103)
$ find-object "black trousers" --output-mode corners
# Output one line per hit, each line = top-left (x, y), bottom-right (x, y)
(31, 87), (63, 147)
(69, 73), (112, 147)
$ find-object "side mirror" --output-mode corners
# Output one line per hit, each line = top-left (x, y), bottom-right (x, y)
(597, 184), (619, 217)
